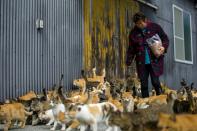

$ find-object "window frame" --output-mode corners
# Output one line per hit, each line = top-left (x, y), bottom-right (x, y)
(172, 4), (193, 64)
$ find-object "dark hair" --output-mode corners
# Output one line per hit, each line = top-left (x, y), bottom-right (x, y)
(133, 12), (146, 23)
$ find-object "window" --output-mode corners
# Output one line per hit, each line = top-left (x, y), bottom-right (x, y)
(173, 5), (193, 64)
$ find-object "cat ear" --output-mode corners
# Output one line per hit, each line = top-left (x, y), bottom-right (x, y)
(61, 74), (64, 79)
(42, 88), (47, 96)
(181, 78), (187, 87)
(58, 86), (63, 95)
(81, 70), (85, 77)
(191, 83), (194, 90)
(52, 84), (56, 91)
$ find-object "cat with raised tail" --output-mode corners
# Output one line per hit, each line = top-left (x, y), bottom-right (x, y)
(49, 74), (67, 131)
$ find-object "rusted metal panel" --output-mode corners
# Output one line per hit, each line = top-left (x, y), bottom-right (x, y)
(84, 0), (139, 78)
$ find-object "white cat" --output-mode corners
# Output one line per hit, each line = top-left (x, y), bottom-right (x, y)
(39, 109), (54, 126)
(47, 103), (66, 131)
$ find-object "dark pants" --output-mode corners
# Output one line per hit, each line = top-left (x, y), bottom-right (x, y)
(140, 64), (162, 98)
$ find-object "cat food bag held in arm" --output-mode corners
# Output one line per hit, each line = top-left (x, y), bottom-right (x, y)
(146, 34), (164, 58)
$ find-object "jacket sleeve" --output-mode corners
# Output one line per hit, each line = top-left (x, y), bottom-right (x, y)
(126, 33), (136, 66)
(156, 24), (169, 53)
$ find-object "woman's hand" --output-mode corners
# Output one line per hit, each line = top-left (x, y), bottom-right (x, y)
(159, 46), (165, 55)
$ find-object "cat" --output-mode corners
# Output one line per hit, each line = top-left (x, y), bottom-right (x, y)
(91, 67), (105, 83)
(73, 78), (86, 94)
(57, 110), (81, 131)
(108, 111), (133, 131)
(73, 68), (105, 95)
(57, 104), (81, 131)
(39, 103), (80, 131)
(133, 94), (168, 110)
(98, 80), (123, 112)
(39, 109), (70, 130)
(108, 92), (177, 131)
(18, 91), (38, 115)
(47, 89), (67, 131)
(38, 109), (55, 126)
(75, 102), (119, 131)
(158, 113), (197, 131)
(121, 91), (134, 112)
(84, 87), (102, 104)
(126, 73), (141, 97)
(173, 82), (197, 114)
(18, 91), (37, 101)
(109, 78), (127, 95)
(160, 82), (176, 95)
(0, 103), (32, 131)
(108, 110), (159, 131)
(50, 103), (66, 130)
(30, 97), (54, 125)
(147, 94), (168, 105)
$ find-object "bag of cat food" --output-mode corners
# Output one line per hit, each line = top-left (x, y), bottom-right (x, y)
(146, 34), (163, 58)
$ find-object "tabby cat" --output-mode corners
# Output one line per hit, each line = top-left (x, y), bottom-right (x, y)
(0, 103), (32, 131)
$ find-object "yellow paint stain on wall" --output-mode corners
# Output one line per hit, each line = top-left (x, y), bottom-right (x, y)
(84, 0), (139, 78)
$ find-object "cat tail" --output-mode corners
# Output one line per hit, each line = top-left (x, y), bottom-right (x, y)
(24, 110), (33, 116)
(101, 68), (106, 78)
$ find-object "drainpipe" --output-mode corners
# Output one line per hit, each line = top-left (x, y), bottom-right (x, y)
(136, 0), (158, 10)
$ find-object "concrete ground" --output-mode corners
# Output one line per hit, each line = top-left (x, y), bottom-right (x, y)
(0, 123), (116, 131)
(0, 125), (50, 131)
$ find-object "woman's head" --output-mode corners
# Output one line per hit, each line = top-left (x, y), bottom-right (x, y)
(133, 12), (147, 29)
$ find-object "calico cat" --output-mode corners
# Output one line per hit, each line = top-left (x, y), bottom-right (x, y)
(75, 102), (119, 131)
(30, 97), (54, 125)
(0, 103), (32, 131)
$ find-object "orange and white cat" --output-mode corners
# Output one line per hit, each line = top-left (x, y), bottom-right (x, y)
(18, 91), (37, 101)
(121, 91), (134, 112)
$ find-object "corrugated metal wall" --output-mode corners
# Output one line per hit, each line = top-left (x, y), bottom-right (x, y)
(0, 0), (83, 101)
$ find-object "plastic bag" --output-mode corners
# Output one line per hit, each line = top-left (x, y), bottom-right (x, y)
(146, 34), (163, 58)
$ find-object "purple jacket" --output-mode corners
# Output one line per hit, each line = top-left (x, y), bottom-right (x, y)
(126, 21), (169, 79)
